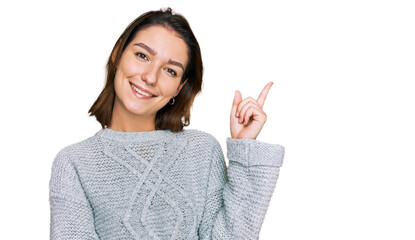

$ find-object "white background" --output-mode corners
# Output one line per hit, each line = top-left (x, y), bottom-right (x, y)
(1, 0), (414, 239)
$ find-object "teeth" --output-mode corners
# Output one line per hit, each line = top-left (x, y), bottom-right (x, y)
(131, 84), (152, 97)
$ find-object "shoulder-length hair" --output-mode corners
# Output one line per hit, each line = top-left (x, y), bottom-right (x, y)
(88, 8), (203, 132)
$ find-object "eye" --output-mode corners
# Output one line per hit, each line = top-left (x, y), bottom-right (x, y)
(165, 68), (177, 77)
(135, 52), (148, 61)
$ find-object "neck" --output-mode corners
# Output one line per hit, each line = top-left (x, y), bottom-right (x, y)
(108, 120), (156, 132)
(109, 100), (156, 132)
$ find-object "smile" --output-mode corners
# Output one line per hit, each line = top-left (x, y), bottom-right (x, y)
(130, 82), (156, 99)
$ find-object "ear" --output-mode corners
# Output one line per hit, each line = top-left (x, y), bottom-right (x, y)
(176, 78), (188, 96)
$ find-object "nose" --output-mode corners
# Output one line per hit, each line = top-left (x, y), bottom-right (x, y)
(141, 65), (158, 86)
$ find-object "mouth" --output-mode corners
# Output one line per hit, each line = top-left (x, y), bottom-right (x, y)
(129, 82), (157, 98)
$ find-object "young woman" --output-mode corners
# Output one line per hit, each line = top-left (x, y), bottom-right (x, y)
(49, 8), (285, 240)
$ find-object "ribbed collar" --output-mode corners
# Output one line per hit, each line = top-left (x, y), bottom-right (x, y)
(97, 127), (175, 143)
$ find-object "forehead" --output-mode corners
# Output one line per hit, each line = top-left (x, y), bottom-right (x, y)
(130, 25), (188, 65)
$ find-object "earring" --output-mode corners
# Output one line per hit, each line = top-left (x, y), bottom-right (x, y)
(169, 97), (175, 105)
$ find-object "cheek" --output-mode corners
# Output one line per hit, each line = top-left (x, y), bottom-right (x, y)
(118, 55), (142, 77)
(159, 80), (181, 97)
(114, 59), (140, 93)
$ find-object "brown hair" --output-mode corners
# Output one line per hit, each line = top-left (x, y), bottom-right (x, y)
(88, 8), (203, 132)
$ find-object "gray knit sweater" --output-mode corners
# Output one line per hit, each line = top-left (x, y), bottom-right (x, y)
(49, 128), (285, 239)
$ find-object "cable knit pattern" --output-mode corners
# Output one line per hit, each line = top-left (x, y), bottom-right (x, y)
(49, 128), (285, 240)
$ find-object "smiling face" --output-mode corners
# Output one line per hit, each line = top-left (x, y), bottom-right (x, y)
(111, 25), (189, 131)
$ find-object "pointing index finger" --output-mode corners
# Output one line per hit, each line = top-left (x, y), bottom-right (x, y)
(257, 82), (273, 108)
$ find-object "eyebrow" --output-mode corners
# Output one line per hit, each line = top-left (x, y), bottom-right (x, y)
(168, 60), (185, 71)
(134, 43), (157, 55)
(133, 42), (185, 71)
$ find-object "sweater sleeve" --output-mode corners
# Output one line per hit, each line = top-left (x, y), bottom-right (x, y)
(198, 137), (285, 240)
(49, 148), (100, 240)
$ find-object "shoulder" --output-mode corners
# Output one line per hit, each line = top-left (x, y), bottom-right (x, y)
(177, 129), (220, 148)
(173, 129), (225, 175)
(171, 129), (223, 160)
(50, 134), (101, 197)
(52, 133), (100, 167)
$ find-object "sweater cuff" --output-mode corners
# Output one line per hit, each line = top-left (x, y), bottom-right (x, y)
(226, 138), (285, 167)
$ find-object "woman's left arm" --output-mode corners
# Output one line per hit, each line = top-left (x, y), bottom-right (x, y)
(198, 82), (285, 239)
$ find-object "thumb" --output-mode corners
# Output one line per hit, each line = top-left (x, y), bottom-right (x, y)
(231, 90), (242, 117)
